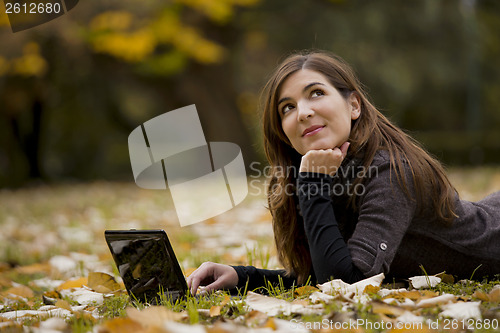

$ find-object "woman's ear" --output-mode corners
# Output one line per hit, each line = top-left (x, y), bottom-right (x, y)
(349, 92), (361, 120)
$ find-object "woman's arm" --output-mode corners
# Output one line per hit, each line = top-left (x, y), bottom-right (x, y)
(297, 172), (366, 283)
(231, 266), (298, 291)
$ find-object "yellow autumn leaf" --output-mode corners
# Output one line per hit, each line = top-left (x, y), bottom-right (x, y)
(294, 285), (319, 297)
(56, 277), (88, 291)
(363, 284), (380, 294)
(126, 306), (185, 327)
(15, 263), (51, 275)
(371, 300), (406, 317)
(209, 305), (221, 317)
(262, 317), (276, 330)
(489, 286), (500, 302)
(55, 299), (72, 311)
(472, 290), (490, 302)
(98, 317), (144, 333)
(5, 285), (34, 299)
(88, 272), (121, 293)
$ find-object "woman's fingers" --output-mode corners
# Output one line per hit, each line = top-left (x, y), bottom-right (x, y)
(299, 142), (350, 176)
(186, 262), (238, 296)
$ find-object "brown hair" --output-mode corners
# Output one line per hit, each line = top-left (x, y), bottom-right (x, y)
(261, 50), (457, 284)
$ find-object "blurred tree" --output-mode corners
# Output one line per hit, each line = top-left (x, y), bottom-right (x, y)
(0, 0), (260, 187)
(1, 0), (500, 188)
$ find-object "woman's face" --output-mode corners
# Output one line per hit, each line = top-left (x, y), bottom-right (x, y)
(278, 69), (361, 155)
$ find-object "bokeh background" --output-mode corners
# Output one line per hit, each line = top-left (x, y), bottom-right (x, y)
(1, 0), (500, 189)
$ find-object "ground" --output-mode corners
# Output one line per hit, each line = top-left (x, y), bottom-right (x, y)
(0, 167), (499, 332)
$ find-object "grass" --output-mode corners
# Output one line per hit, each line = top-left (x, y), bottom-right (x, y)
(0, 167), (499, 332)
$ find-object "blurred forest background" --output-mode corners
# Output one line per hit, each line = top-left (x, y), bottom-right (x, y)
(1, 0), (500, 188)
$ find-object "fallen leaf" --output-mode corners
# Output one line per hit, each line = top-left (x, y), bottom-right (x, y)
(409, 276), (441, 289)
(435, 272), (454, 284)
(309, 291), (335, 303)
(60, 287), (104, 305)
(488, 285), (500, 302)
(88, 272), (121, 293)
(126, 306), (185, 327)
(440, 301), (482, 321)
(318, 273), (385, 296)
(39, 317), (69, 331)
(4, 285), (34, 299)
(98, 317), (144, 333)
(262, 317), (277, 330)
(56, 277), (88, 291)
(415, 293), (456, 308)
(472, 290), (490, 302)
(370, 300), (406, 317)
(209, 305), (222, 317)
(363, 285), (380, 294)
(245, 291), (316, 316)
(15, 263), (51, 275)
(0, 321), (23, 332)
(55, 299), (72, 311)
(294, 285), (319, 297)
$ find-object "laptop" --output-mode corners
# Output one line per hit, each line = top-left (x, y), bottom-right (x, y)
(104, 229), (188, 304)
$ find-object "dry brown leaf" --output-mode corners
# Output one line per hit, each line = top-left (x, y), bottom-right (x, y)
(0, 321), (24, 333)
(220, 295), (231, 307)
(88, 272), (121, 293)
(294, 285), (319, 297)
(98, 317), (144, 333)
(209, 305), (221, 317)
(126, 306), (185, 327)
(55, 299), (72, 311)
(56, 277), (88, 291)
(5, 285), (34, 299)
(488, 286), (500, 302)
(472, 290), (490, 302)
(244, 310), (268, 326)
(435, 272), (455, 284)
(371, 300), (406, 317)
(262, 318), (277, 330)
(15, 263), (51, 275)
(74, 310), (99, 324)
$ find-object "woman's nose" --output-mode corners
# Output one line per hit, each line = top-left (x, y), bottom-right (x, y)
(297, 103), (314, 121)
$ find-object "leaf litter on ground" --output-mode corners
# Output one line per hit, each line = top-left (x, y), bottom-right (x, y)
(0, 174), (499, 332)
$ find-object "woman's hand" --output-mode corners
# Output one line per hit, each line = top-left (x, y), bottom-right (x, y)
(299, 142), (350, 176)
(186, 262), (239, 296)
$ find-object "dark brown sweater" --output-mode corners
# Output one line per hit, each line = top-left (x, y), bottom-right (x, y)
(233, 150), (500, 290)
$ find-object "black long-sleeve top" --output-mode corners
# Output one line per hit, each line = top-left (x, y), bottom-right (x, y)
(233, 150), (500, 291)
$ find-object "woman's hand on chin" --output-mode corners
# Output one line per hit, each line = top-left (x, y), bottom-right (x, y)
(299, 142), (350, 176)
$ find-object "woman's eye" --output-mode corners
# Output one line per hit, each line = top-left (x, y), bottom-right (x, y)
(281, 104), (294, 115)
(311, 89), (325, 98)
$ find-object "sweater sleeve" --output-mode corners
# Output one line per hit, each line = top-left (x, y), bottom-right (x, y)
(230, 266), (298, 292)
(347, 159), (417, 277)
(297, 172), (366, 284)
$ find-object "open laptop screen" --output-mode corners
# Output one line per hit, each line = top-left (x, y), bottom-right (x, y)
(105, 230), (187, 304)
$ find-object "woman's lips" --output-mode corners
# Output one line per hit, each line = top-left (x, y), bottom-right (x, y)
(302, 125), (325, 137)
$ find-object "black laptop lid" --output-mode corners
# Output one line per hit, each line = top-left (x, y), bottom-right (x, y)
(105, 229), (187, 304)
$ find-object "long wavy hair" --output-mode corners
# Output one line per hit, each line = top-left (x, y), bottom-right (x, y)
(261, 50), (457, 284)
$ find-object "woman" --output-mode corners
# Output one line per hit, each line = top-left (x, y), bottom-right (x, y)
(187, 50), (500, 295)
